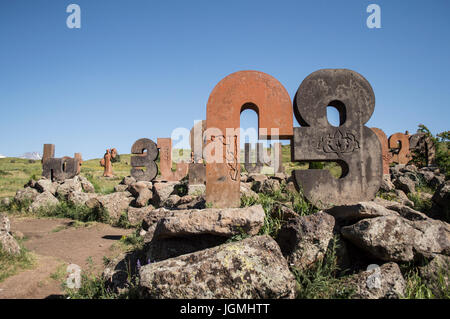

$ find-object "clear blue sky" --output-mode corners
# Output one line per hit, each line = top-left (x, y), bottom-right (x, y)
(1, 0), (449, 159)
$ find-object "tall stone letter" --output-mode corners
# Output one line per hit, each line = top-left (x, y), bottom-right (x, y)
(131, 138), (158, 182)
(371, 128), (391, 175)
(157, 138), (189, 181)
(292, 69), (382, 209)
(205, 70), (293, 208)
(388, 132), (411, 164)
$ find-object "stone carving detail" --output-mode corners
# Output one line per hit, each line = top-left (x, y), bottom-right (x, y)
(388, 133), (411, 164)
(205, 71), (293, 208)
(316, 129), (360, 156)
(292, 69), (382, 209)
(157, 138), (189, 182)
(371, 128), (392, 175)
(244, 143), (264, 174)
(131, 138), (158, 182)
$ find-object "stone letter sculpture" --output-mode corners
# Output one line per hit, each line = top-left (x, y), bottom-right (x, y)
(42, 157), (79, 182)
(189, 120), (207, 185)
(205, 70), (293, 208)
(244, 143), (264, 174)
(42, 144), (55, 164)
(409, 132), (436, 166)
(130, 138), (159, 182)
(388, 132), (411, 164)
(292, 69), (382, 209)
(371, 128), (392, 175)
(157, 138), (189, 181)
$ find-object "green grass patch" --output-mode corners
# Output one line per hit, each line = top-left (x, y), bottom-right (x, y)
(0, 240), (36, 282)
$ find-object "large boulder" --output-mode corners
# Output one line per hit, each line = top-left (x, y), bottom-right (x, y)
(153, 205), (265, 239)
(152, 182), (177, 207)
(139, 235), (296, 299)
(260, 179), (281, 194)
(67, 191), (98, 206)
(393, 176), (416, 194)
(432, 181), (450, 221)
(344, 262), (406, 299)
(379, 175), (395, 192)
(341, 215), (450, 262)
(418, 254), (449, 297)
(56, 177), (83, 198)
(325, 202), (398, 225)
(374, 198), (429, 221)
(128, 182), (153, 208)
(87, 192), (133, 222)
(34, 179), (57, 195)
(240, 182), (258, 201)
(30, 191), (59, 213)
(79, 176), (95, 193)
(14, 187), (39, 204)
(276, 212), (335, 270)
(127, 205), (155, 226)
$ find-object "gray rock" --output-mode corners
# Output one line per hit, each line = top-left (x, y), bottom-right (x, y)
(325, 202), (398, 224)
(67, 192), (98, 206)
(114, 184), (128, 192)
(260, 179), (281, 194)
(164, 195), (180, 208)
(139, 235), (296, 299)
(270, 172), (288, 183)
(432, 181), (449, 220)
(187, 184), (206, 196)
(14, 187), (39, 204)
(341, 215), (450, 262)
(394, 189), (414, 207)
(1, 197), (11, 207)
(379, 175), (395, 192)
(394, 176), (416, 194)
(34, 179), (57, 195)
(276, 212), (335, 270)
(127, 205), (155, 226)
(247, 173), (267, 183)
(345, 262), (406, 299)
(374, 198), (428, 221)
(30, 191), (59, 212)
(56, 177), (83, 198)
(153, 205), (265, 239)
(0, 213), (21, 255)
(240, 182), (258, 201)
(152, 182), (177, 207)
(87, 192), (133, 222)
(79, 176), (95, 193)
(142, 208), (173, 231)
(418, 254), (449, 297)
(120, 176), (136, 186)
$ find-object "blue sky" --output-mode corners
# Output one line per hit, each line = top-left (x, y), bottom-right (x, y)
(0, 0), (449, 159)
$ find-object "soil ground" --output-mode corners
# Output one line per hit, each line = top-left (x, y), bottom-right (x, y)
(0, 216), (132, 299)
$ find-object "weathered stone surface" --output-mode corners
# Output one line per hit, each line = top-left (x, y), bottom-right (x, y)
(157, 138), (189, 182)
(325, 202), (399, 224)
(393, 176), (416, 194)
(14, 187), (39, 204)
(175, 196), (206, 210)
(145, 235), (228, 262)
(79, 176), (95, 193)
(409, 132), (436, 166)
(114, 184), (128, 193)
(418, 254), (449, 297)
(42, 157), (79, 182)
(260, 179), (281, 194)
(102, 250), (143, 294)
(244, 143), (263, 174)
(345, 263), (406, 299)
(240, 182), (259, 201)
(164, 195), (181, 208)
(247, 173), (267, 183)
(341, 215), (450, 262)
(139, 235), (296, 299)
(153, 205), (265, 239)
(379, 174), (395, 192)
(0, 214), (21, 255)
(292, 69), (383, 209)
(389, 133), (412, 165)
(373, 198), (428, 221)
(88, 192), (133, 222)
(1, 197), (11, 207)
(67, 191), (98, 206)
(34, 179), (57, 195)
(56, 177), (83, 198)
(120, 176), (136, 186)
(432, 181), (450, 221)
(42, 144), (55, 164)
(393, 189), (414, 207)
(152, 182), (177, 207)
(270, 203), (299, 221)
(188, 163), (206, 185)
(371, 128), (392, 175)
(130, 138), (159, 182)
(189, 120), (206, 163)
(270, 172), (287, 183)
(205, 71), (293, 208)
(129, 182), (153, 208)
(30, 191), (59, 212)
(276, 212), (335, 270)
(188, 184), (206, 196)
(142, 208), (172, 231)
(127, 205), (155, 226)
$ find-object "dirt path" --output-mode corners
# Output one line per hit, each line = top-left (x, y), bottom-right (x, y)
(0, 216), (133, 299)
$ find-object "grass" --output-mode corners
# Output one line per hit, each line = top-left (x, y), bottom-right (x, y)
(402, 262), (450, 299)
(0, 239), (36, 282)
(292, 236), (355, 299)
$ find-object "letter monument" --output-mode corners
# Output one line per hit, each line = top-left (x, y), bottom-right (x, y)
(157, 138), (189, 181)
(130, 138), (159, 182)
(388, 132), (412, 164)
(189, 120), (207, 185)
(292, 69), (383, 209)
(205, 70), (293, 208)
